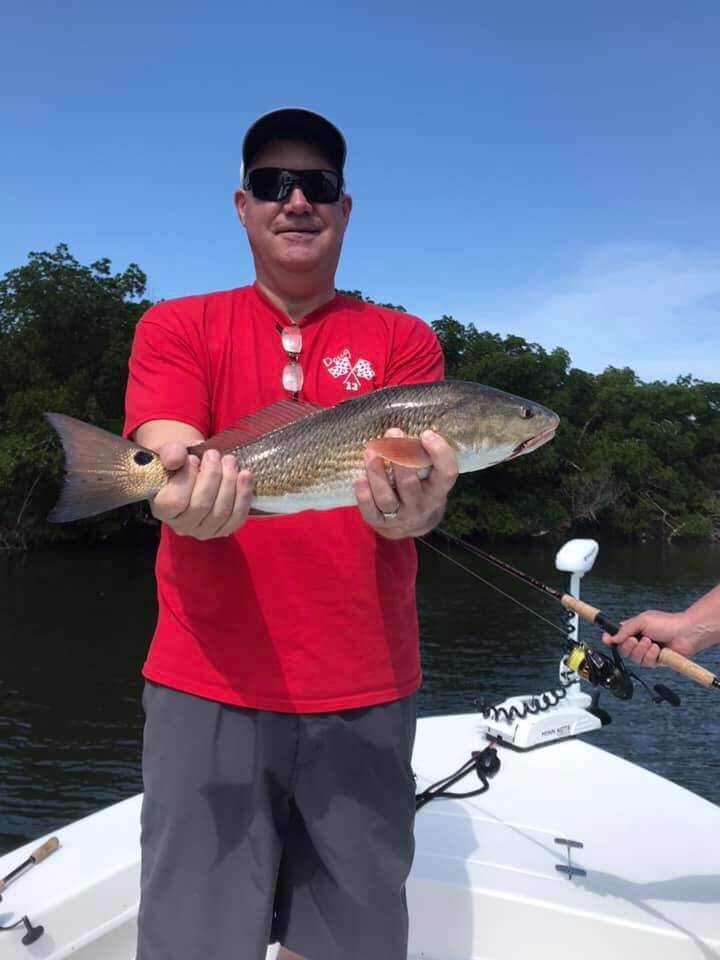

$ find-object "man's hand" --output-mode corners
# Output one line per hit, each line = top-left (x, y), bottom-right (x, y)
(354, 429), (458, 539)
(151, 443), (253, 540)
(601, 610), (697, 667)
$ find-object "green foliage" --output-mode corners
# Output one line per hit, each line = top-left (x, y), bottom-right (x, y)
(433, 317), (720, 541)
(337, 289), (407, 312)
(1, 251), (719, 547)
(0, 245), (151, 547)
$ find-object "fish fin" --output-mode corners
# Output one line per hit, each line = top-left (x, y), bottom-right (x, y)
(189, 400), (324, 456)
(45, 412), (156, 522)
(365, 437), (433, 469)
(248, 508), (279, 517)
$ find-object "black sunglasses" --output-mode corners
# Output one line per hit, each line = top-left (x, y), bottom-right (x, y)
(243, 168), (343, 204)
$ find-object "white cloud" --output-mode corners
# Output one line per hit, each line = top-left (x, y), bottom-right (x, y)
(467, 246), (720, 382)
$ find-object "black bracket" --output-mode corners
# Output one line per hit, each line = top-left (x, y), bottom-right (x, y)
(0, 915), (45, 946)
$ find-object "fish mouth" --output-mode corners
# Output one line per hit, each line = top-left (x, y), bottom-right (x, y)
(509, 426), (557, 459)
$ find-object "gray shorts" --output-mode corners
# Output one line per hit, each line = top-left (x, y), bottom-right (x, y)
(136, 682), (418, 960)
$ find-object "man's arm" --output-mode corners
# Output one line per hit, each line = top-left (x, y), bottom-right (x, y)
(602, 583), (720, 666)
(134, 420), (253, 540)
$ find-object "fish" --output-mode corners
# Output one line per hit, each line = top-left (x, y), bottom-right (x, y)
(44, 380), (560, 522)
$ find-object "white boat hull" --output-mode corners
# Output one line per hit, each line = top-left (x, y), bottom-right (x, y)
(1, 713), (718, 959)
(410, 714), (720, 959)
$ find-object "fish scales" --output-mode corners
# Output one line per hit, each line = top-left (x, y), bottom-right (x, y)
(234, 384), (451, 497)
(44, 381), (560, 522)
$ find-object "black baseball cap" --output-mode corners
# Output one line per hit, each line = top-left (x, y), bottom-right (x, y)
(241, 108), (347, 176)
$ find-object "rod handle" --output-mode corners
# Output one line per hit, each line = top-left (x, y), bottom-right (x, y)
(560, 594), (719, 689)
(561, 595), (622, 636)
(655, 648), (719, 688)
(30, 836), (59, 864)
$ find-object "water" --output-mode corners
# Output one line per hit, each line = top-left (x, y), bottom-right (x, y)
(1, 540), (719, 854)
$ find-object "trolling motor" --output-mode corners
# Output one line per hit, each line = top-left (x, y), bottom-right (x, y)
(425, 527), (720, 693)
(478, 539), (605, 749)
(414, 534), (693, 805)
(476, 539), (681, 750)
(418, 529), (717, 757)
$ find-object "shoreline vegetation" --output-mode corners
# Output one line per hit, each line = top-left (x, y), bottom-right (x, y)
(2, 245), (719, 551)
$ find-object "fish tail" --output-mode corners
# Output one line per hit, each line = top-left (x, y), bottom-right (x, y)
(45, 412), (167, 522)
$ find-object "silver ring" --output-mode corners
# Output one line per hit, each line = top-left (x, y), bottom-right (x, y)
(381, 507), (400, 520)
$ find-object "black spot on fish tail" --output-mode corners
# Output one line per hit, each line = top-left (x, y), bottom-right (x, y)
(44, 412), (154, 522)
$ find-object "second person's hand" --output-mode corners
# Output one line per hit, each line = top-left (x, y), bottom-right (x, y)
(601, 609), (697, 667)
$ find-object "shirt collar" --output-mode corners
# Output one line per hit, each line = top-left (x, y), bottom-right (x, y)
(251, 282), (343, 328)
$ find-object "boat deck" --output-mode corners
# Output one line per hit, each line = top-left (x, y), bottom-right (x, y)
(0, 714), (718, 959)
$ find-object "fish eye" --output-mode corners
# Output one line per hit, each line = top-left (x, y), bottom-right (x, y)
(520, 406), (534, 419)
(133, 451), (155, 466)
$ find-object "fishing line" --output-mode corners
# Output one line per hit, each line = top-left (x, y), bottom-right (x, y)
(419, 535), (568, 637)
(432, 527), (567, 603)
(422, 527), (720, 692)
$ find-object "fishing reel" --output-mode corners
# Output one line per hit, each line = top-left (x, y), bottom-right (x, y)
(564, 641), (680, 706)
(556, 541), (680, 707)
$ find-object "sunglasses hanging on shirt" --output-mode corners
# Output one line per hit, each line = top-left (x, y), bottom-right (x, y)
(277, 323), (303, 397)
(244, 168), (343, 204)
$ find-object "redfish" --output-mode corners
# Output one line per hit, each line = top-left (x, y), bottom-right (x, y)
(45, 380), (559, 522)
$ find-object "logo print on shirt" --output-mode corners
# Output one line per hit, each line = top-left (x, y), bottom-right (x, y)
(322, 349), (376, 391)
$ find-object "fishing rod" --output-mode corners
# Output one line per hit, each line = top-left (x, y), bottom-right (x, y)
(420, 532), (656, 703)
(423, 528), (720, 693)
(0, 836), (59, 892)
(0, 837), (58, 946)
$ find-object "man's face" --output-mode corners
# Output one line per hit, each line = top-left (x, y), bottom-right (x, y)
(235, 139), (352, 279)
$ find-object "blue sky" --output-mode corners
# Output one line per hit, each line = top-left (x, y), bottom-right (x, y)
(2, 1), (719, 382)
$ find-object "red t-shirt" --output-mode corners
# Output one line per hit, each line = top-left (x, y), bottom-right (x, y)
(124, 283), (444, 712)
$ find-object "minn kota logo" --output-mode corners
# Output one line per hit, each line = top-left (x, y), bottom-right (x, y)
(322, 348), (375, 392)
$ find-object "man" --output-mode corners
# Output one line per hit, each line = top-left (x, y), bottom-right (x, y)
(124, 108), (459, 960)
(602, 583), (720, 665)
